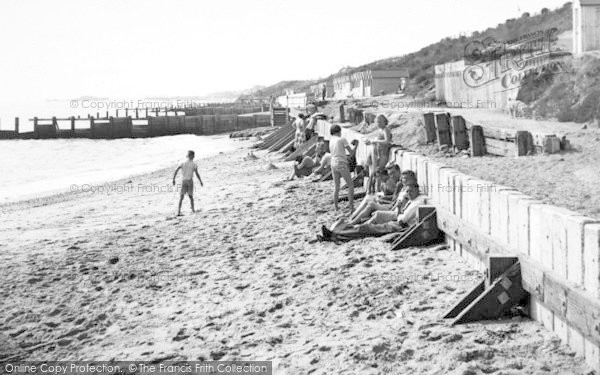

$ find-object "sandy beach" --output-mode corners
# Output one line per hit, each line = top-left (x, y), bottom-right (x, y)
(0, 144), (590, 374)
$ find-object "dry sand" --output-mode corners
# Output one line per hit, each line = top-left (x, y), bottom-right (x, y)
(0, 144), (591, 374)
(416, 123), (600, 220)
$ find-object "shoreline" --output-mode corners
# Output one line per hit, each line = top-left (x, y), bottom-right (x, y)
(0, 144), (589, 373)
(0, 137), (251, 213)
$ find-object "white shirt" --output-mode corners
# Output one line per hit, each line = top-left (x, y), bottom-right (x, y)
(180, 160), (197, 181)
(329, 135), (349, 167)
(397, 195), (427, 226)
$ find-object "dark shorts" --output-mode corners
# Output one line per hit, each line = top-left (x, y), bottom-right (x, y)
(180, 179), (193, 196)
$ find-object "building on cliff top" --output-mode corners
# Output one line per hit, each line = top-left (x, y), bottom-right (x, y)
(573, 0), (600, 54)
(333, 68), (409, 99)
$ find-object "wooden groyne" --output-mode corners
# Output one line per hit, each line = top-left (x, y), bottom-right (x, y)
(0, 104), (287, 140)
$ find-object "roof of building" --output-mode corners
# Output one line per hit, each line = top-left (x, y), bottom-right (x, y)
(372, 69), (410, 78)
(580, 0), (600, 5)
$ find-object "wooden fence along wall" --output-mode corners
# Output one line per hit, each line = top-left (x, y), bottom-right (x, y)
(310, 121), (600, 372)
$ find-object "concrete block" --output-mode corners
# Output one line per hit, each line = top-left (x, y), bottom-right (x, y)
(416, 157), (428, 194)
(553, 314), (569, 344)
(530, 205), (593, 281)
(516, 198), (543, 257)
(459, 176), (479, 228)
(462, 179), (492, 234)
(529, 204), (557, 268)
(477, 180), (494, 235)
(489, 186), (519, 246)
(437, 168), (454, 213)
(543, 135), (561, 154)
(410, 154), (419, 174)
(585, 337), (600, 372)
(446, 169), (461, 215)
(507, 194), (536, 255)
(408, 153), (422, 173)
(566, 216), (598, 287)
(446, 237), (456, 253)
(530, 296), (554, 331)
(394, 150), (404, 169)
(568, 326), (586, 359)
(426, 162), (446, 204)
(401, 152), (414, 174)
(452, 173), (467, 219)
(584, 223), (600, 298)
(456, 174), (473, 221)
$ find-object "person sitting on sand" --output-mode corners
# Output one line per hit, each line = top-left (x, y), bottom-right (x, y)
(315, 136), (327, 155)
(329, 124), (354, 212)
(347, 170), (416, 225)
(173, 150), (204, 216)
(378, 164), (402, 204)
(289, 155), (320, 180)
(321, 183), (424, 242)
(311, 153), (331, 177)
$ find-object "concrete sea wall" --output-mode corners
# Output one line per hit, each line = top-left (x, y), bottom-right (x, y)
(313, 120), (600, 371)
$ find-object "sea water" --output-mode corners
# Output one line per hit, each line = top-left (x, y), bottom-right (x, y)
(0, 134), (242, 203)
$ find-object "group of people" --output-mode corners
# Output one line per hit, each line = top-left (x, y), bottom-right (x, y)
(320, 169), (425, 242)
(172, 111), (426, 241)
(287, 111), (426, 243)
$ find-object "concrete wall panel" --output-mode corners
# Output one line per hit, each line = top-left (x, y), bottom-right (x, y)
(584, 224), (600, 298)
(489, 186), (519, 245)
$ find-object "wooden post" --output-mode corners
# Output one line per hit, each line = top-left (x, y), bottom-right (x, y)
(135, 108), (139, 119)
(52, 117), (57, 132)
(423, 113), (436, 142)
(127, 116), (133, 138)
(96, 112), (99, 119)
(435, 113), (452, 147)
(450, 116), (469, 150)
(70, 116), (75, 133)
(145, 108), (148, 118)
(106, 111), (109, 119)
(125, 108), (129, 117)
(516, 131), (533, 156)
(90, 117), (95, 138)
(450, 260), (526, 325)
(108, 116), (114, 139)
(470, 125), (485, 156)
(155, 109), (159, 117)
(339, 104), (345, 123)
(33, 117), (39, 138)
(14, 117), (19, 134)
(116, 109), (119, 117)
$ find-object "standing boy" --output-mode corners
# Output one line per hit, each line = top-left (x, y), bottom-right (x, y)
(329, 125), (354, 212)
(173, 150), (204, 216)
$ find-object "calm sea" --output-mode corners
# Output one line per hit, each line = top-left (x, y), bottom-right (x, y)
(0, 134), (243, 204)
(0, 99), (244, 204)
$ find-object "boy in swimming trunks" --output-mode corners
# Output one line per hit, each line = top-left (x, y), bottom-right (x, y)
(173, 150), (204, 216)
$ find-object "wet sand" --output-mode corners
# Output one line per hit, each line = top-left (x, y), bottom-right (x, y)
(0, 146), (589, 374)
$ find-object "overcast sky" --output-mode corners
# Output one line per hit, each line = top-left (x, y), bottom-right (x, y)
(0, 0), (569, 101)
